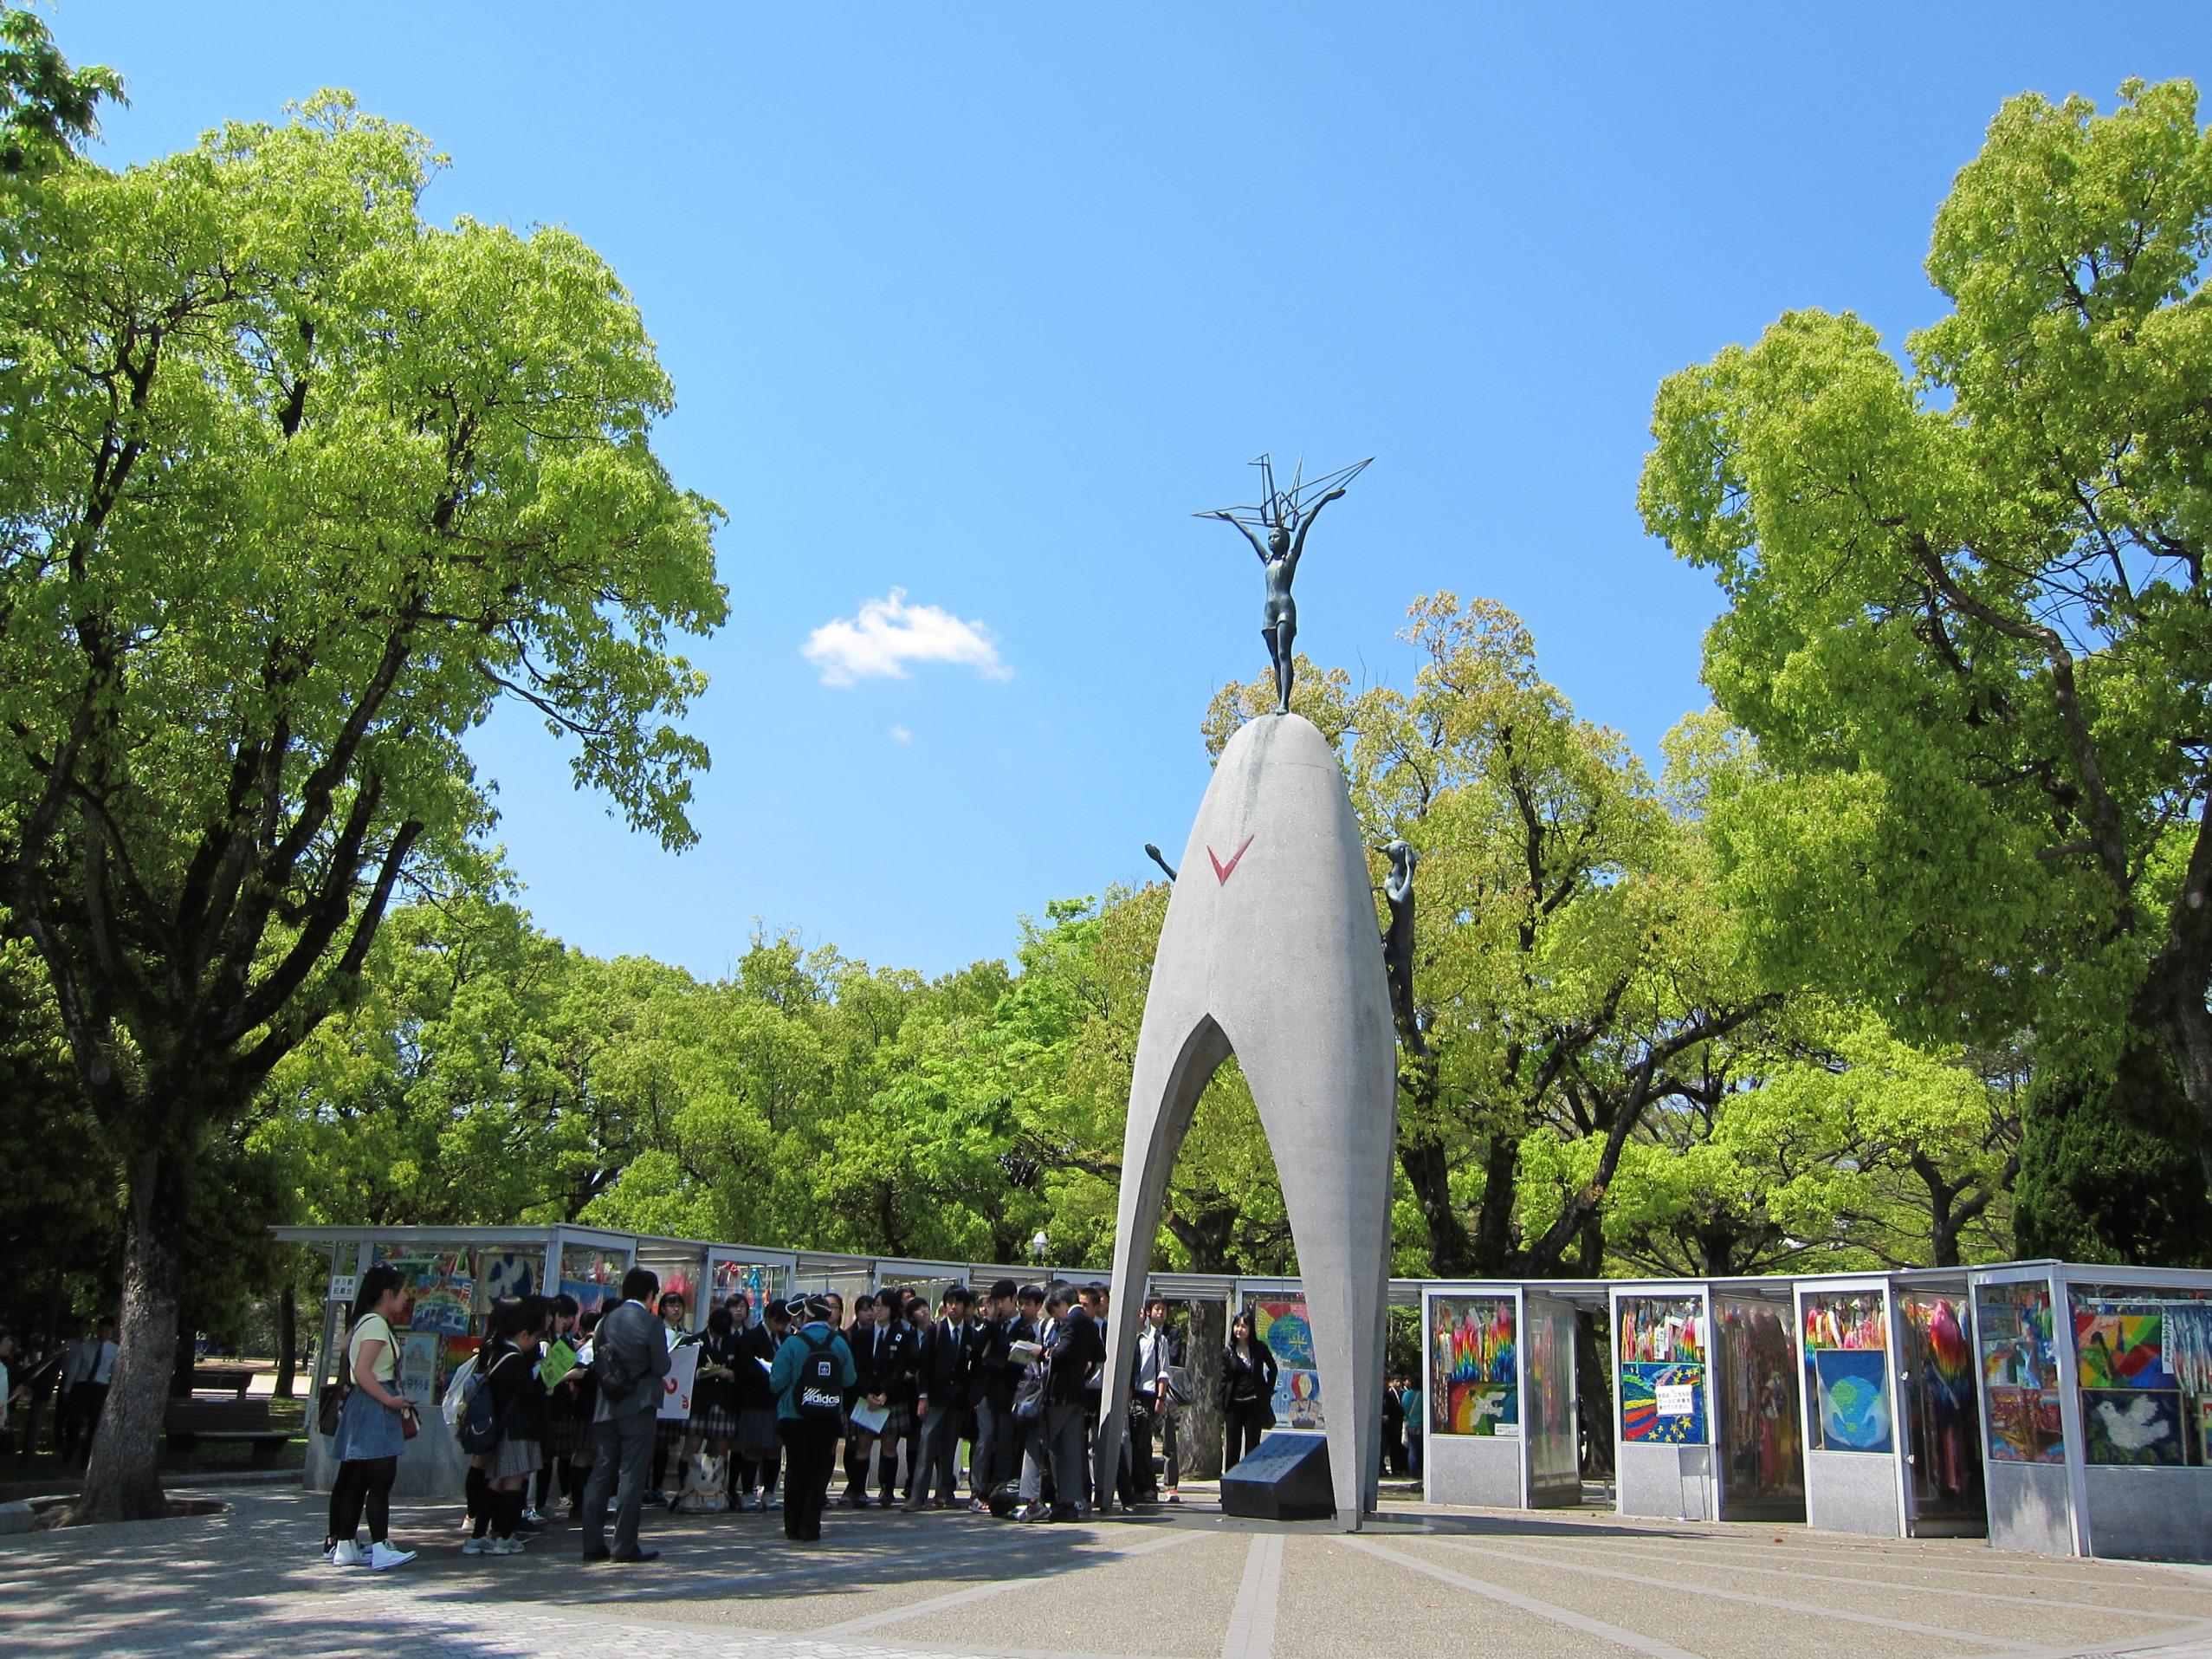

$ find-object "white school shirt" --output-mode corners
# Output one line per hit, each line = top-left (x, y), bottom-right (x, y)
(1136, 1327), (1171, 1388)
(91, 1340), (118, 1385)
(61, 1339), (96, 1386)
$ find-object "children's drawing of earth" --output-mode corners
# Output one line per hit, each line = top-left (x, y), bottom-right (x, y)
(1824, 1373), (1885, 1448)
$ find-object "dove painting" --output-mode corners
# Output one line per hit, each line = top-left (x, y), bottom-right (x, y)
(2082, 1388), (2185, 1466)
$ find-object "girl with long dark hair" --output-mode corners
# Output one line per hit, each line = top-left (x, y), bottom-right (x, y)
(1219, 1309), (1277, 1472)
(326, 1264), (419, 1569)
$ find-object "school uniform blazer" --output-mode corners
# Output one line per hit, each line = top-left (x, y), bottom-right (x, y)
(852, 1320), (909, 1399)
(976, 1314), (1026, 1409)
(916, 1319), (981, 1412)
(1045, 1307), (1105, 1408)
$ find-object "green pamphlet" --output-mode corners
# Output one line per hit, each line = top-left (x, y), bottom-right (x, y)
(538, 1338), (578, 1390)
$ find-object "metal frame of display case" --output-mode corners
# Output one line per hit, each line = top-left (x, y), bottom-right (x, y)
(702, 1246), (799, 1326)
(1792, 1273), (1902, 1537)
(1709, 1279), (1806, 1523)
(1609, 1280), (1717, 1520)
(1970, 1260), (2212, 1561)
(1420, 1283), (1586, 1511)
(1885, 1272), (1985, 1538)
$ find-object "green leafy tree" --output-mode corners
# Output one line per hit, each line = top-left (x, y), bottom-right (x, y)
(0, 4), (120, 175)
(258, 898), (676, 1227)
(0, 95), (724, 1520)
(1598, 1010), (2019, 1275)
(1640, 78), (2212, 1262)
(0, 930), (118, 1340)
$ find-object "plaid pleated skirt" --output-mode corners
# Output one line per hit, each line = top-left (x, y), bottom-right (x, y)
(488, 1432), (544, 1480)
(687, 1397), (739, 1440)
(544, 1412), (591, 1455)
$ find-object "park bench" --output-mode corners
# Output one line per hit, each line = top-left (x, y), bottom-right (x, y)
(164, 1397), (290, 1466)
(190, 1364), (255, 1398)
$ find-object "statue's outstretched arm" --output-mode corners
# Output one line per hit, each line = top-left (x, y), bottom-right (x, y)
(1208, 510), (1269, 562)
(1288, 487), (1348, 567)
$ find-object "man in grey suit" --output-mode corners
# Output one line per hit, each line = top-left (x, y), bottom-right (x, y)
(581, 1267), (673, 1562)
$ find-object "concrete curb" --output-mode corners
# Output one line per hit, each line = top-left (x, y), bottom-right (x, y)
(0, 1502), (32, 1535)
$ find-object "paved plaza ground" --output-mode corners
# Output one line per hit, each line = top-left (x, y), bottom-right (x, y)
(5, 1482), (2212, 1659)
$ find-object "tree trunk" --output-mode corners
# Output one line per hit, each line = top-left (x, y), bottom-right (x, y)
(1180, 1298), (1226, 1481)
(73, 1144), (184, 1523)
(275, 1281), (298, 1398)
(1470, 1132), (1519, 1274)
(1398, 1130), (1473, 1276)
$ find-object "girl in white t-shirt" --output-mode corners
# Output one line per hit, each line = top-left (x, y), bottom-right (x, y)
(325, 1265), (419, 1570)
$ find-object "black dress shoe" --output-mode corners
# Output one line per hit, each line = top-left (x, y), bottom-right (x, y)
(580, 1546), (611, 1562)
(609, 1546), (660, 1562)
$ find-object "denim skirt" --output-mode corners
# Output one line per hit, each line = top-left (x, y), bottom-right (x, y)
(333, 1385), (405, 1462)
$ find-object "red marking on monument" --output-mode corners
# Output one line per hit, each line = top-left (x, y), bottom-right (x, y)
(1208, 834), (1255, 885)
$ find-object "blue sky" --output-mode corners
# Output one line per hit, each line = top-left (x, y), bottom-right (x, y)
(61, 3), (2203, 980)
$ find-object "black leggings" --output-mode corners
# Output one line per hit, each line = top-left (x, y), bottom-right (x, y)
(328, 1455), (398, 1545)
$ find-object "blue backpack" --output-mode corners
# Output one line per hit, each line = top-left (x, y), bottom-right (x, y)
(457, 1350), (520, 1455)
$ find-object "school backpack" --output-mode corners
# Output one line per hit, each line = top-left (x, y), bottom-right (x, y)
(793, 1331), (843, 1424)
(457, 1351), (520, 1455)
(440, 1351), (481, 1428)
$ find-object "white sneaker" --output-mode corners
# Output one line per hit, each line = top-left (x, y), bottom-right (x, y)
(461, 1536), (489, 1556)
(522, 1507), (541, 1523)
(329, 1539), (365, 1567)
(488, 1536), (525, 1556)
(366, 1542), (417, 1572)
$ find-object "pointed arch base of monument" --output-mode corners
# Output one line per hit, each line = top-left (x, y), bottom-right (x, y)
(1096, 713), (1399, 1531)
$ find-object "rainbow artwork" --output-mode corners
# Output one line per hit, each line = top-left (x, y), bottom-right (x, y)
(712, 1260), (773, 1321)
(1430, 1297), (1518, 1436)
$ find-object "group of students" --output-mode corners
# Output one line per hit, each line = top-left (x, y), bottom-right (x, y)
(0, 1318), (119, 1466)
(319, 1266), (1215, 1567)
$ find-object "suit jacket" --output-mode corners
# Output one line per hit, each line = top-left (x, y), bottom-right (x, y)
(1219, 1341), (1277, 1413)
(1045, 1306), (1104, 1407)
(592, 1298), (673, 1422)
(917, 1318), (981, 1411)
(976, 1312), (1028, 1408)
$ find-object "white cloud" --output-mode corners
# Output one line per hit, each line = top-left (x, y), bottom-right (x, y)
(889, 725), (913, 744)
(801, 588), (1011, 686)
